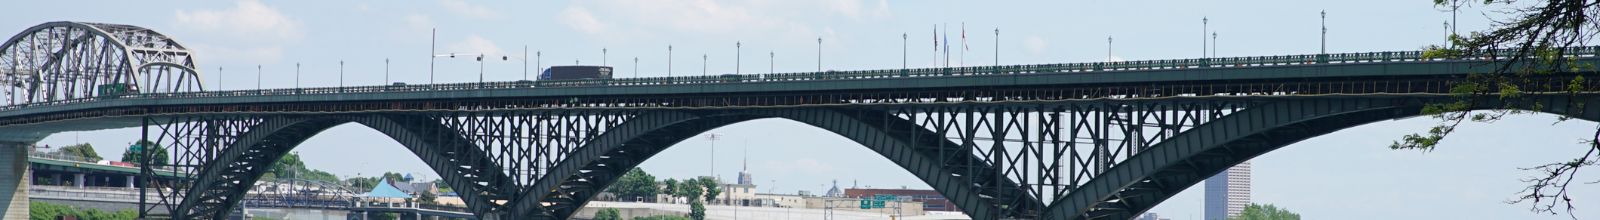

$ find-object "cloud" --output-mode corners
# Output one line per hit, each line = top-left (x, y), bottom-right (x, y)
(822, 0), (892, 19)
(439, 0), (502, 20)
(558, 6), (607, 35)
(174, 0), (302, 40)
(1023, 35), (1048, 55)
(446, 35), (505, 56)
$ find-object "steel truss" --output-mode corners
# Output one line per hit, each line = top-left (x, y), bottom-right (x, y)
(0, 22), (201, 106)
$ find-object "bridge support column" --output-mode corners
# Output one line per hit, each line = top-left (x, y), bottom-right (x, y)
(73, 173), (84, 188)
(0, 143), (29, 220)
(126, 175), (135, 188)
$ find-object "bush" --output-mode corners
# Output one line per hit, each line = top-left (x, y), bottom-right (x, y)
(594, 208), (622, 220)
(633, 215), (693, 220)
(30, 201), (138, 220)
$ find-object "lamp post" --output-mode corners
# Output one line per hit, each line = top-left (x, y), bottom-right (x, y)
(736, 41), (742, 75)
(1321, 10), (1328, 54)
(634, 57), (639, 78)
(816, 37), (822, 72)
(218, 66), (222, 90)
(536, 50), (542, 80)
(1107, 36), (1113, 62)
(294, 63), (299, 89)
(702, 54), (708, 76)
(902, 33), (908, 69)
(523, 46), (528, 80)
(1203, 17), (1208, 58)
(603, 48), (608, 66)
(668, 45), (674, 77)
(256, 65), (261, 90)
(430, 28), (436, 84)
(1213, 32), (1218, 58)
(770, 51), (775, 74)
(994, 28), (999, 66)
(339, 61), (344, 88)
(384, 59), (390, 85)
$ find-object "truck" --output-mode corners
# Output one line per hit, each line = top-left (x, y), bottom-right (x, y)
(538, 65), (613, 81)
(97, 83), (138, 98)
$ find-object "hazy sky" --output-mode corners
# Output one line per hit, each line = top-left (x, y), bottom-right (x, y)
(9, 0), (1599, 219)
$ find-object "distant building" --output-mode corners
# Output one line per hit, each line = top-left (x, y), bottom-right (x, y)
(824, 180), (844, 197)
(1137, 212), (1172, 220)
(844, 188), (957, 212)
(1205, 161), (1251, 220)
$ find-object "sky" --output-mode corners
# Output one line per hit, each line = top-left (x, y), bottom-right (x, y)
(7, 0), (1599, 219)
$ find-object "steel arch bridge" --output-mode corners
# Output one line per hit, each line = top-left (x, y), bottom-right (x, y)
(2, 22), (1599, 220)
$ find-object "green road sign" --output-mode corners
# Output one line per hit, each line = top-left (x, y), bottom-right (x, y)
(860, 199), (871, 209)
(873, 200), (886, 208)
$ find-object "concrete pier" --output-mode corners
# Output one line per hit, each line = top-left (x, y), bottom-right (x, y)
(0, 143), (29, 220)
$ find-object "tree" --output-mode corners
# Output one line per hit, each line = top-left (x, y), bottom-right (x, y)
(348, 176), (381, 190)
(662, 178), (679, 198)
(689, 200), (707, 220)
(419, 191), (439, 205)
(1229, 203), (1301, 220)
(605, 168), (659, 201)
(697, 176), (721, 203)
(633, 215), (692, 220)
(677, 178), (704, 200)
(55, 143), (101, 162)
(120, 140), (168, 167)
(594, 208), (622, 220)
(1405, 0), (1600, 216)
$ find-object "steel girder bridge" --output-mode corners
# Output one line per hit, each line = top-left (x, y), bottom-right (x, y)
(3, 22), (1599, 220)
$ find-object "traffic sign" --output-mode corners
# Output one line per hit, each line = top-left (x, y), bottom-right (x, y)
(872, 200), (886, 208)
(860, 199), (871, 209)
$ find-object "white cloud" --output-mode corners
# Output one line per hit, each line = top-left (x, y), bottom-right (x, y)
(559, 6), (607, 35)
(822, 0), (891, 19)
(188, 43), (284, 64)
(174, 0), (302, 40)
(439, 0), (502, 20)
(1024, 35), (1048, 55)
(446, 35), (505, 56)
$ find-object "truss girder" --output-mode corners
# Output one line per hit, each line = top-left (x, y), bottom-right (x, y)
(168, 114), (522, 219)
(1044, 95), (1600, 220)
(0, 21), (200, 106)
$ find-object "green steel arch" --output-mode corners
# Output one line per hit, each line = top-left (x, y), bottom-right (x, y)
(1045, 94), (1600, 220)
(171, 114), (518, 219)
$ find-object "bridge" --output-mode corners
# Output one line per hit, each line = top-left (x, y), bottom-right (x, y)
(1, 21), (1597, 220)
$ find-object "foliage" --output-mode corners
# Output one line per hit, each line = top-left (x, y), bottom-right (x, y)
(633, 215), (693, 220)
(56, 143), (101, 162)
(419, 190), (439, 205)
(689, 200), (707, 220)
(606, 168), (659, 201)
(30, 201), (137, 220)
(1229, 203), (1301, 220)
(348, 176), (382, 190)
(662, 178), (679, 197)
(368, 212), (400, 220)
(119, 140), (168, 167)
(676, 178), (705, 200)
(434, 178), (454, 193)
(383, 172), (408, 183)
(1404, 0), (1600, 216)
(594, 208), (623, 220)
(698, 176), (721, 203)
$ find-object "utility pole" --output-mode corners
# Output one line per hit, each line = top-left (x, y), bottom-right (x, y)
(1107, 36), (1113, 62)
(430, 28), (436, 84)
(668, 45), (674, 77)
(1203, 17), (1209, 58)
(736, 41), (742, 75)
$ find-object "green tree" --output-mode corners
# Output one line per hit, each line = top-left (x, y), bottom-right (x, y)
(1229, 203), (1301, 220)
(632, 215), (692, 220)
(605, 168), (659, 201)
(55, 143), (101, 162)
(594, 208), (622, 220)
(689, 200), (707, 220)
(348, 176), (381, 190)
(662, 178), (679, 197)
(120, 140), (168, 167)
(697, 176), (720, 203)
(30, 201), (137, 220)
(1408, 0), (1600, 216)
(419, 191), (439, 205)
(676, 178), (704, 200)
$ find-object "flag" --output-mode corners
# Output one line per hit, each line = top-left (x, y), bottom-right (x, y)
(962, 22), (969, 51)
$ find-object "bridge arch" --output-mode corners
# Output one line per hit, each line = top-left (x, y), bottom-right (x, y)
(509, 109), (1042, 219)
(0, 21), (202, 105)
(1043, 95), (1600, 220)
(172, 114), (517, 219)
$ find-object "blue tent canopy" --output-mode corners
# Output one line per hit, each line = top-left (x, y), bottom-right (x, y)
(365, 180), (412, 199)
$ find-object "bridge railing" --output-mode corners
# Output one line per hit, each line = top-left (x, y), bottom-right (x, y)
(3, 46), (1597, 112)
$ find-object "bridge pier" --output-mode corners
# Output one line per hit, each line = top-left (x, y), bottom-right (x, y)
(0, 142), (29, 220)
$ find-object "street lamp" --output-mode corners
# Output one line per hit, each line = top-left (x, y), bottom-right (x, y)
(256, 65), (261, 90)
(1107, 36), (1113, 62)
(736, 41), (742, 75)
(902, 33), (907, 69)
(668, 45), (674, 77)
(1203, 17), (1208, 58)
(770, 51), (775, 74)
(1322, 10), (1328, 54)
(702, 54), (708, 76)
(816, 37), (822, 72)
(634, 57), (639, 78)
(994, 28), (999, 66)
(1213, 32), (1219, 58)
(431, 53), (487, 87)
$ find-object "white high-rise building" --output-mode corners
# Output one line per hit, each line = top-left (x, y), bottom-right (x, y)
(1204, 161), (1251, 220)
